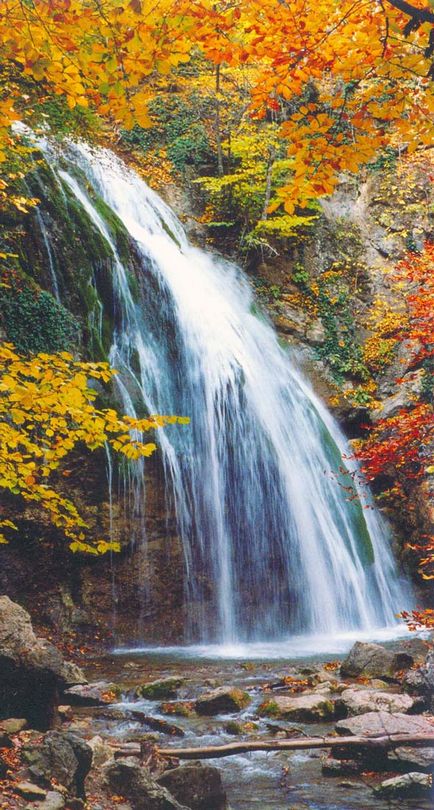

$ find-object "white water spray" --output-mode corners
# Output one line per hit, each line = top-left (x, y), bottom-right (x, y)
(42, 140), (409, 645)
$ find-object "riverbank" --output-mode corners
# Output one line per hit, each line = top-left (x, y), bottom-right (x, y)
(1, 598), (433, 810)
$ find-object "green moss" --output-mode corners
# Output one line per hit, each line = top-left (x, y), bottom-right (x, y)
(0, 286), (80, 354)
(257, 700), (280, 716)
(136, 678), (184, 700)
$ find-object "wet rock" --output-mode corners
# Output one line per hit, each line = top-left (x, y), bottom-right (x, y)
(374, 772), (432, 798)
(224, 720), (258, 735)
(335, 710), (434, 737)
(160, 702), (194, 718)
(321, 757), (361, 776)
(15, 781), (48, 800)
(158, 762), (227, 810)
(340, 642), (413, 680)
(336, 688), (415, 716)
(0, 717), (28, 734)
(22, 730), (92, 797)
(131, 709), (185, 737)
(63, 682), (117, 706)
(0, 596), (86, 729)
(387, 745), (434, 773)
(136, 678), (184, 700)
(258, 693), (335, 722)
(195, 687), (251, 715)
(105, 757), (190, 809)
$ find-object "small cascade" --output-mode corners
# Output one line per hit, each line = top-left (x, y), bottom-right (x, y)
(38, 139), (409, 645)
(34, 208), (61, 301)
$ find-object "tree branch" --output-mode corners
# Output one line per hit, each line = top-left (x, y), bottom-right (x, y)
(385, 0), (434, 25)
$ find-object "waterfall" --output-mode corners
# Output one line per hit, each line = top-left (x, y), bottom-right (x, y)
(39, 139), (409, 646)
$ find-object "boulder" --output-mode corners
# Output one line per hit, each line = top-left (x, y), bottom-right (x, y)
(63, 682), (117, 707)
(195, 687), (251, 716)
(336, 688), (416, 717)
(402, 651), (434, 700)
(374, 772), (432, 798)
(22, 730), (92, 798)
(136, 678), (184, 700)
(158, 762), (227, 810)
(335, 710), (434, 738)
(340, 642), (413, 680)
(0, 596), (86, 729)
(105, 757), (190, 809)
(28, 791), (66, 810)
(387, 745), (434, 773)
(258, 693), (335, 722)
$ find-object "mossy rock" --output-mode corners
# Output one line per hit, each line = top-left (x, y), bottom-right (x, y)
(136, 677), (185, 700)
(258, 694), (335, 722)
(224, 720), (258, 735)
(195, 687), (251, 716)
(159, 701), (194, 718)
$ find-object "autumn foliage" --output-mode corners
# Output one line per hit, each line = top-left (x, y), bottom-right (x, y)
(0, 0), (433, 214)
(356, 243), (434, 588)
(0, 343), (187, 553)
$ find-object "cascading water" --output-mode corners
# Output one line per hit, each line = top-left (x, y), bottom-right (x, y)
(38, 138), (410, 648)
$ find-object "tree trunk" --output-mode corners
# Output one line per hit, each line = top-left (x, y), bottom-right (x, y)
(215, 65), (224, 177)
(157, 733), (434, 760)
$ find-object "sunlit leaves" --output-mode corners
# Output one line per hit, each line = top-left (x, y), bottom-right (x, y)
(0, 0), (432, 211)
(0, 344), (188, 552)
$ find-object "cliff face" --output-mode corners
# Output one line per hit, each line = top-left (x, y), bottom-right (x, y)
(0, 145), (432, 641)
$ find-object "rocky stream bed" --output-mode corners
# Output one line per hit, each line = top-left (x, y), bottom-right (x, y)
(1, 596), (434, 810)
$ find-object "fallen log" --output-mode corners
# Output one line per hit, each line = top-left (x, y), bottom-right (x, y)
(157, 733), (434, 760)
(131, 709), (185, 738)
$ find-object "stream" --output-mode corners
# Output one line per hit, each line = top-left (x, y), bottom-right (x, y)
(76, 643), (431, 810)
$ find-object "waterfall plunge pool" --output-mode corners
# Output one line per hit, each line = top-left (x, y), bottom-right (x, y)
(113, 624), (415, 661)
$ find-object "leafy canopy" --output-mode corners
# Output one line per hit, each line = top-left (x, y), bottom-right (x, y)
(0, 0), (432, 212)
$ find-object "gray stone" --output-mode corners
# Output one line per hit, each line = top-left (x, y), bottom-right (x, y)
(336, 710), (434, 737)
(387, 745), (434, 773)
(30, 791), (66, 810)
(195, 687), (251, 716)
(158, 762), (227, 810)
(340, 642), (413, 680)
(336, 688), (415, 716)
(22, 730), (92, 797)
(374, 772), (432, 798)
(105, 757), (190, 809)
(259, 693), (335, 722)
(402, 651), (434, 699)
(0, 596), (86, 729)
(63, 682), (115, 707)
